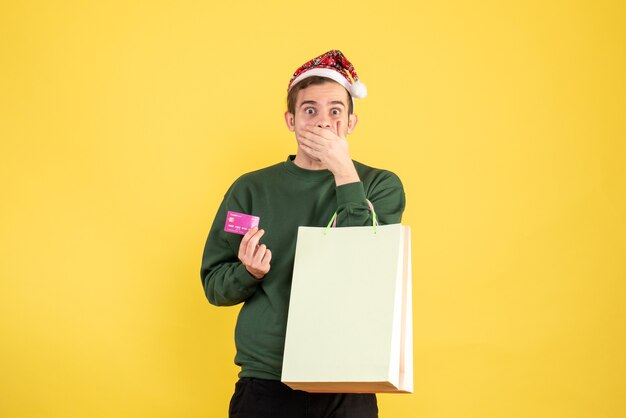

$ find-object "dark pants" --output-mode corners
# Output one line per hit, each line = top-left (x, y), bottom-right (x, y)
(229, 378), (378, 418)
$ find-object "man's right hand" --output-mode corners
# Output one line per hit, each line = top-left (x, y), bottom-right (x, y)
(238, 227), (272, 279)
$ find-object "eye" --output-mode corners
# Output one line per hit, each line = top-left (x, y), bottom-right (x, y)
(305, 107), (316, 115)
(331, 108), (341, 116)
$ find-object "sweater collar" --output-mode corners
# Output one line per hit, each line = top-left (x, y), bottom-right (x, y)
(283, 155), (334, 181)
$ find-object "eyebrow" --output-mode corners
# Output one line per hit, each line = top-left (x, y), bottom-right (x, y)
(329, 100), (346, 108)
(299, 100), (346, 108)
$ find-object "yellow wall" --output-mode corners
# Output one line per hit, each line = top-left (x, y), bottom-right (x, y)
(1, 1), (624, 417)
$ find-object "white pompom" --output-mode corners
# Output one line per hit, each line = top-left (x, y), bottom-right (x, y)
(351, 80), (368, 98)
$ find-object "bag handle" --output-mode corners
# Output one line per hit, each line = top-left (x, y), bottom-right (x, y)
(325, 199), (378, 235)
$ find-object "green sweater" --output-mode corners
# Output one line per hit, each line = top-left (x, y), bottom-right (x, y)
(200, 155), (406, 380)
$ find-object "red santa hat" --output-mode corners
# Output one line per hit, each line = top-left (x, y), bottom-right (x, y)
(287, 50), (367, 99)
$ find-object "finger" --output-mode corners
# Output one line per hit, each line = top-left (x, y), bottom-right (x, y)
(253, 244), (267, 264)
(298, 136), (325, 152)
(306, 126), (334, 140)
(246, 229), (265, 257)
(301, 129), (329, 144)
(246, 229), (265, 253)
(299, 131), (327, 150)
(299, 143), (323, 160)
(336, 119), (344, 138)
(238, 227), (257, 258)
(256, 250), (272, 274)
(240, 226), (257, 247)
(262, 249), (272, 266)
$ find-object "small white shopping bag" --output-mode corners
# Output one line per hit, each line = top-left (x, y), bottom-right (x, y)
(282, 222), (413, 393)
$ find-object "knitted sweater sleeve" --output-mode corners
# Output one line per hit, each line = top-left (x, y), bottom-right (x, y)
(200, 182), (261, 306)
(335, 170), (406, 226)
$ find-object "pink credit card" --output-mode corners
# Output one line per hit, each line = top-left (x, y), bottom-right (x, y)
(224, 211), (260, 235)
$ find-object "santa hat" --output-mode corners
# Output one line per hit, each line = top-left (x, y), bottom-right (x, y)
(287, 50), (367, 99)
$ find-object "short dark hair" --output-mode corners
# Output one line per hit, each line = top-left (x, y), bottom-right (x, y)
(287, 76), (354, 115)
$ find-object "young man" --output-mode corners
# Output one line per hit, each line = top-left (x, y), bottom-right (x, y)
(200, 50), (405, 418)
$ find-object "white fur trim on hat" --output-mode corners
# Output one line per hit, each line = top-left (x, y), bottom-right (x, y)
(289, 68), (367, 99)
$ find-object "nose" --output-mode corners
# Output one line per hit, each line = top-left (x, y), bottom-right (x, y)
(316, 117), (332, 129)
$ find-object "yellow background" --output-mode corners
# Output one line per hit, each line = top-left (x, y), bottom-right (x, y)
(1, 1), (625, 417)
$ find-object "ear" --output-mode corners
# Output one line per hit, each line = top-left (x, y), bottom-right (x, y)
(347, 114), (358, 134)
(284, 111), (295, 132)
